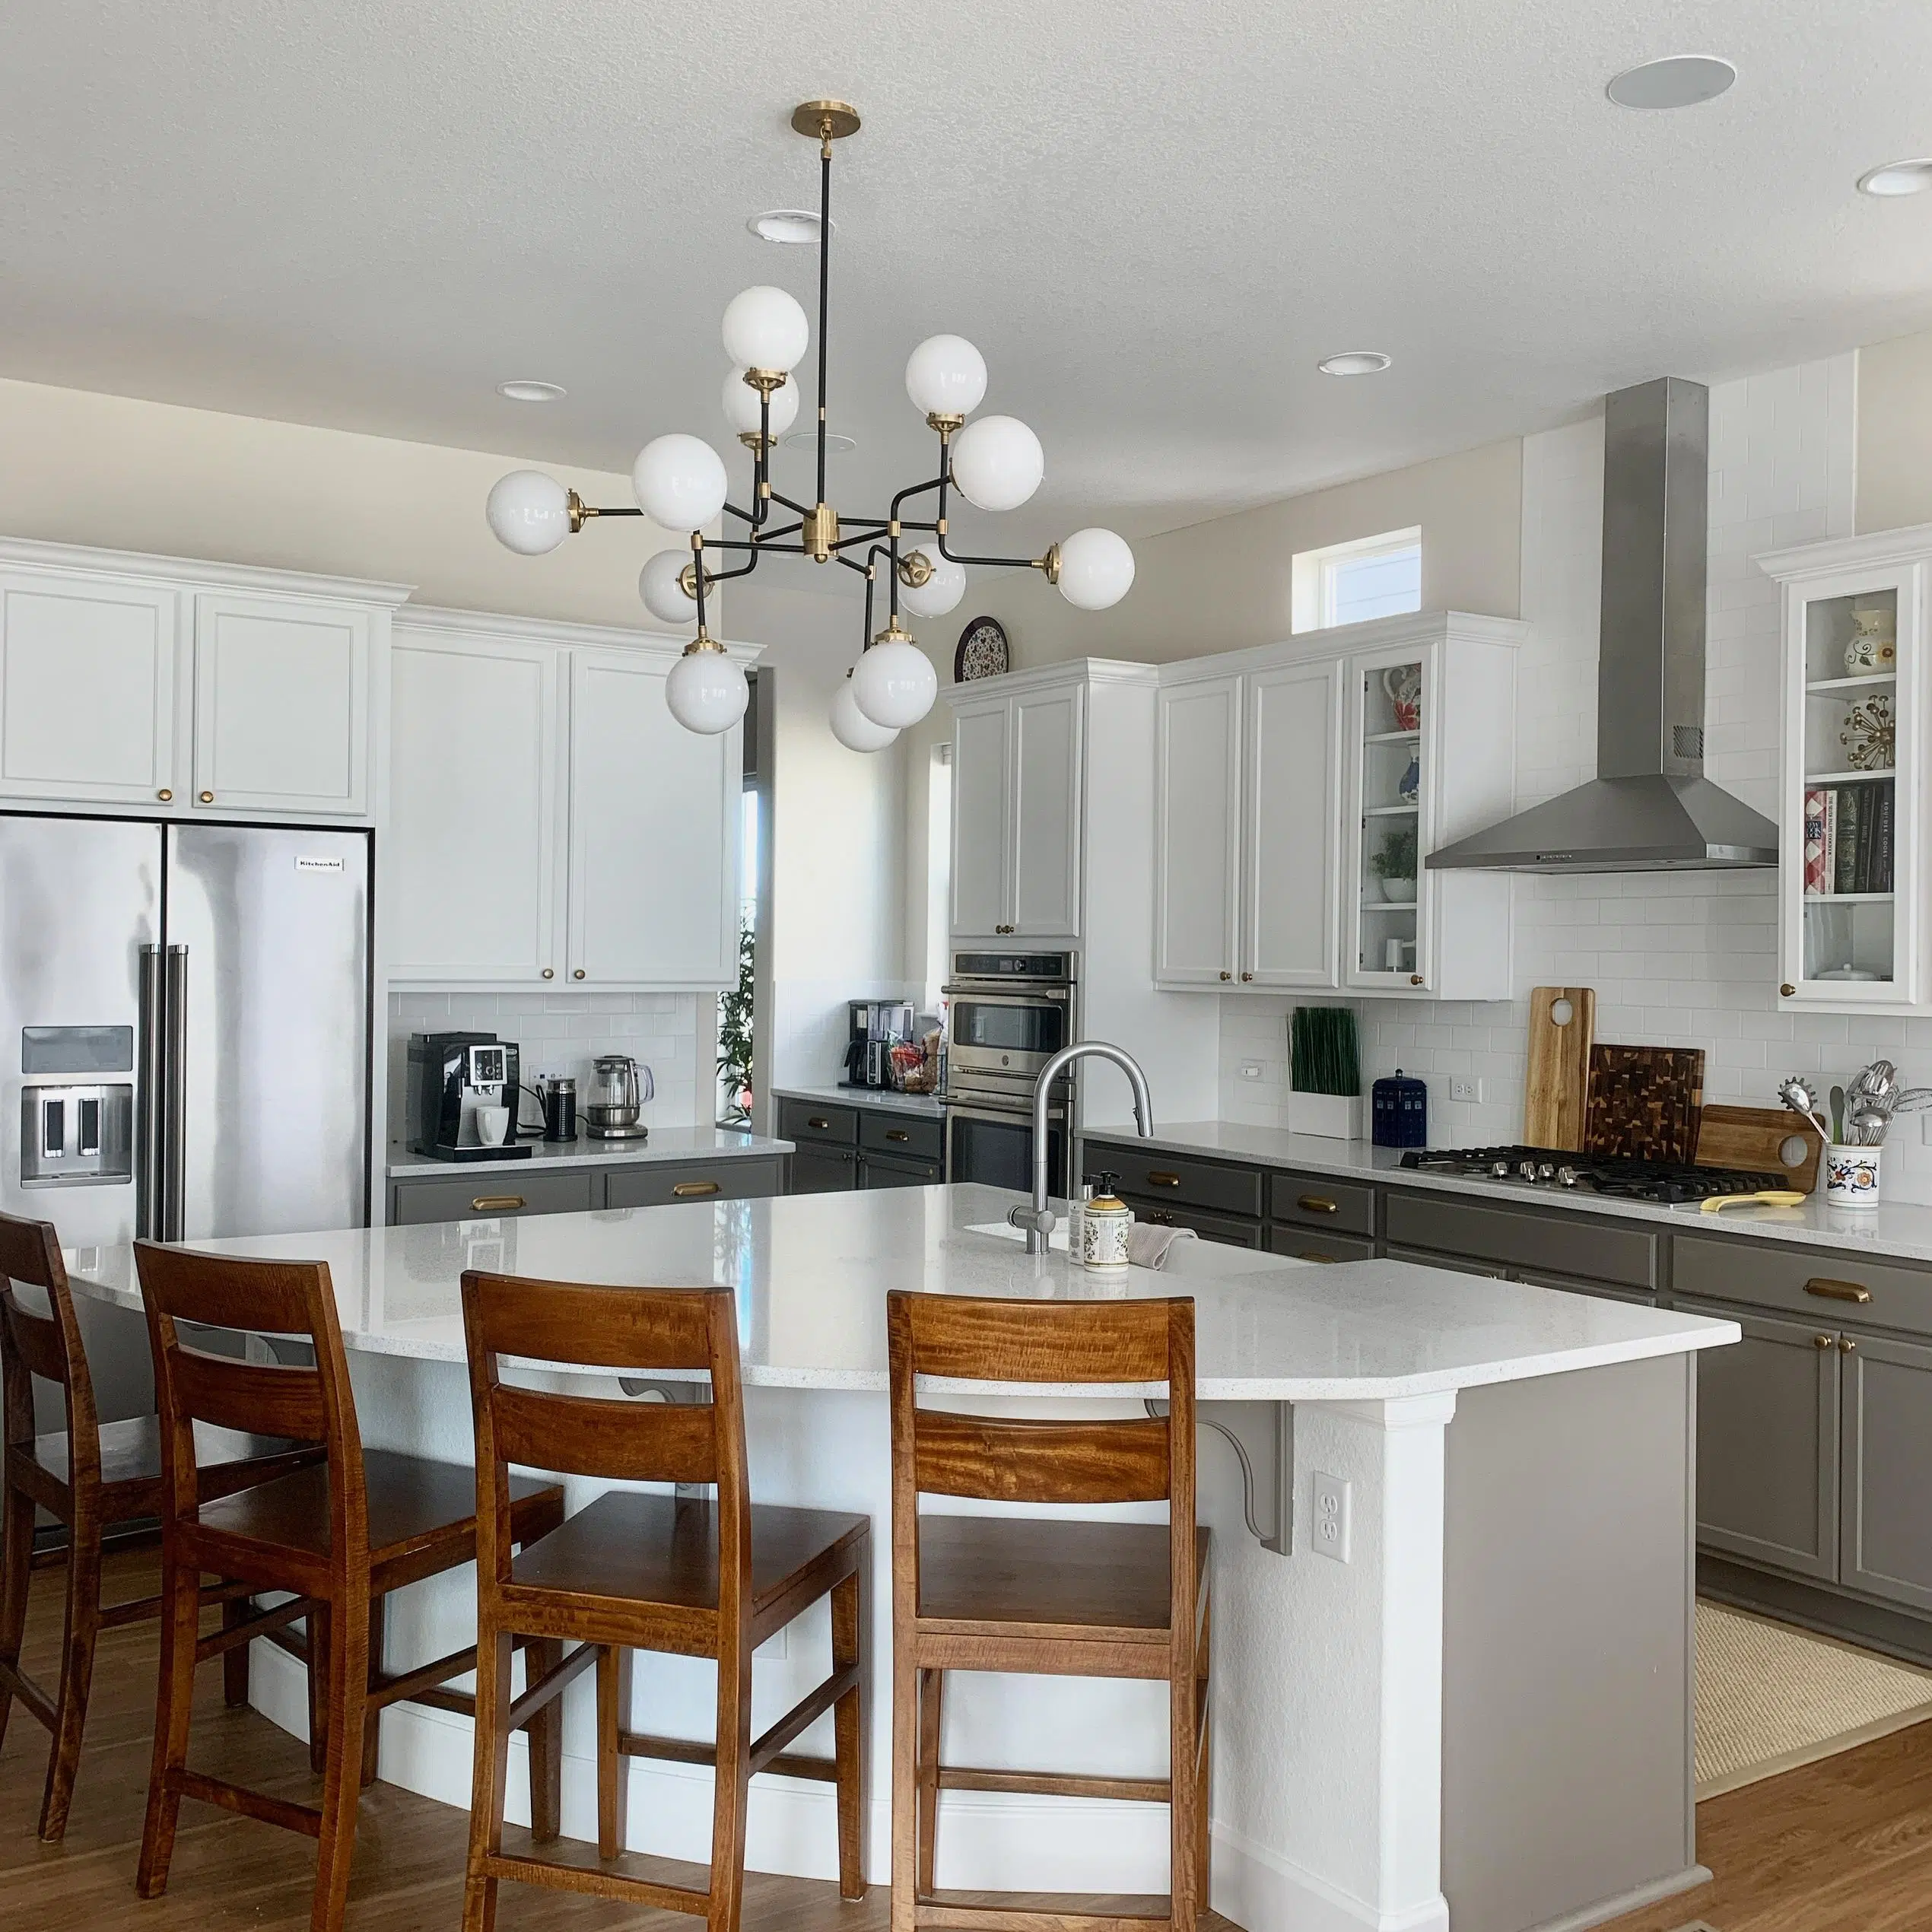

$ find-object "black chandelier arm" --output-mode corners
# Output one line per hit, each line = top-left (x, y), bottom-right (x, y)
(767, 484), (816, 520)
(572, 504), (645, 521)
(816, 141), (832, 508)
(829, 523), (891, 552)
(723, 500), (763, 527)
(889, 474), (947, 523)
(833, 551), (871, 577)
(752, 519), (806, 545)
(703, 551), (764, 586)
(931, 468), (1043, 570)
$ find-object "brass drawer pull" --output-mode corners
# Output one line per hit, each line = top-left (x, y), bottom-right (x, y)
(1298, 1250), (1339, 1264)
(471, 1195), (525, 1212)
(885, 1129), (910, 1142)
(1814, 1333), (1834, 1349)
(1298, 1193), (1339, 1215)
(157, 788), (173, 802)
(1218, 971), (1231, 982)
(199, 790), (215, 804)
(808, 1116), (831, 1130)
(1146, 1171), (1182, 1187)
(672, 1180), (721, 1198)
(1839, 1336), (1858, 1354)
(1806, 1276), (1872, 1304)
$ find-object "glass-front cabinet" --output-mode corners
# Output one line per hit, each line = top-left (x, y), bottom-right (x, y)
(1760, 529), (1927, 1011)
(1346, 647), (1428, 988)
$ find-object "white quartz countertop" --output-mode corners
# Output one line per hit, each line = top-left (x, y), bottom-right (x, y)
(773, 1084), (947, 1120)
(65, 1183), (1735, 1401)
(386, 1126), (792, 1180)
(1082, 1119), (1932, 1265)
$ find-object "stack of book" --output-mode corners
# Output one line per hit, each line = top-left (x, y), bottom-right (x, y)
(1803, 783), (1894, 895)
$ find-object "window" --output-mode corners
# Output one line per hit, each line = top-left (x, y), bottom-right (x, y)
(1291, 526), (1422, 634)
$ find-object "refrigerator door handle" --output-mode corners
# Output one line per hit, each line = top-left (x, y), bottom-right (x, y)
(136, 944), (165, 1240)
(162, 945), (189, 1243)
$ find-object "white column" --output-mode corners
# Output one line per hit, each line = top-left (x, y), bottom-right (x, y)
(1211, 1391), (1454, 1932)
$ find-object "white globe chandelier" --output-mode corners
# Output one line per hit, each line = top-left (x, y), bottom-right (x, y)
(485, 100), (1136, 744)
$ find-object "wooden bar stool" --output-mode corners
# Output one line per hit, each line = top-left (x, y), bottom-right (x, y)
(132, 1240), (567, 1932)
(459, 1269), (871, 1932)
(886, 1291), (1211, 1932)
(0, 1210), (321, 1841)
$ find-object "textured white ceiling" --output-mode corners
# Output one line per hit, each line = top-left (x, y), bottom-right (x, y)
(4, 2), (1932, 551)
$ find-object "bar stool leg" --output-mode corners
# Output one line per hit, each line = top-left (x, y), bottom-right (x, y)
(360, 1594), (385, 1787)
(832, 1561), (866, 1899)
(135, 1552), (202, 1898)
(310, 1590), (370, 1932)
(526, 1636), (563, 1842)
(307, 1604), (331, 1774)
(38, 1504), (103, 1841)
(914, 1667), (942, 1897)
(706, 1643), (754, 1932)
(462, 1626), (515, 1932)
(890, 1635), (918, 1932)
(596, 1643), (628, 1859)
(0, 1477), (33, 1752)
(1169, 1666), (1198, 1932)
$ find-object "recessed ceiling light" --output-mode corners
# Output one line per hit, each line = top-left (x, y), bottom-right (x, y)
(1318, 351), (1392, 377)
(1605, 55), (1736, 110)
(748, 208), (833, 244)
(1858, 158), (1932, 197)
(497, 380), (566, 402)
(784, 429), (856, 453)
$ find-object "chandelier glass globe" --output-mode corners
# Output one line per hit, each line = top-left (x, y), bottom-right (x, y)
(851, 633), (938, 729)
(904, 335), (987, 419)
(666, 642), (749, 735)
(485, 470), (573, 554)
(639, 549), (699, 627)
(721, 285), (810, 373)
(721, 368), (800, 438)
(897, 542), (966, 619)
(830, 675), (900, 752)
(949, 415), (1044, 512)
(1053, 527), (1136, 610)
(632, 434), (729, 532)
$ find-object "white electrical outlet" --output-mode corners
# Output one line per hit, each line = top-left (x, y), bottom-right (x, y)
(1450, 1077), (1483, 1103)
(1241, 1063), (1263, 1079)
(1311, 1471), (1352, 1563)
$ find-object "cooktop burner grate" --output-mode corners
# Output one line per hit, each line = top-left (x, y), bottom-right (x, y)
(1400, 1144), (1786, 1205)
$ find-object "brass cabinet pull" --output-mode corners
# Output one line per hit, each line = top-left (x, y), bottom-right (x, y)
(1814, 1333), (1835, 1349)
(1219, 971), (1232, 981)
(574, 968), (586, 980)
(808, 1116), (831, 1130)
(672, 1180), (721, 1198)
(1806, 1276), (1873, 1304)
(1241, 971), (1254, 982)
(542, 968), (554, 980)
(199, 790), (215, 803)
(1780, 983), (1797, 998)
(1409, 973), (1425, 986)
(1298, 1193), (1340, 1215)
(157, 788), (173, 802)
(471, 1195), (525, 1212)
(1146, 1171), (1182, 1187)
(1839, 1336), (1859, 1353)
(1298, 1251), (1339, 1264)
(885, 1129), (910, 1142)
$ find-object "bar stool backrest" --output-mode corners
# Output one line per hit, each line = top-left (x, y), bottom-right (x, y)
(0, 1212), (93, 1477)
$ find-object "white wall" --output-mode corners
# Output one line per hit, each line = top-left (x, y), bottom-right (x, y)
(1857, 325), (1932, 535)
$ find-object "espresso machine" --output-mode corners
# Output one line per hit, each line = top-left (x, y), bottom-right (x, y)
(407, 1032), (529, 1161)
(583, 1054), (653, 1140)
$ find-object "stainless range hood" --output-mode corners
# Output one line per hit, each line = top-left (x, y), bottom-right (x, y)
(1428, 377), (1778, 874)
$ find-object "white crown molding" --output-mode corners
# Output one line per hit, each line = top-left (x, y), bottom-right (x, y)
(396, 601), (763, 663)
(943, 654), (1158, 707)
(1156, 609), (1525, 685)
(0, 532), (415, 607)
(1756, 522), (1932, 580)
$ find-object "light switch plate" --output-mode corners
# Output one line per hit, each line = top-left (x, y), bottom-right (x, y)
(1311, 1471), (1352, 1563)
(1241, 1063), (1263, 1079)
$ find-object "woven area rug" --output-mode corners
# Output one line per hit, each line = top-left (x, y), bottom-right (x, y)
(1695, 1598), (1932, 1797)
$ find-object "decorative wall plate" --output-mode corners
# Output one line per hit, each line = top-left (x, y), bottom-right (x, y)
(955, 615), (1010, 682)
(1839, 691), (1895, 771)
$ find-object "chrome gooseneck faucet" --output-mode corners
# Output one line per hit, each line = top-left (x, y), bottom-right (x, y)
(1006, 1041), (1154, 1255)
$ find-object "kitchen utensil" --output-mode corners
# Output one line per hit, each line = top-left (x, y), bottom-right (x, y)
(583, 1053), (653, 1140)
(1694, 1104), (1823, 1194)
(1524, 987), (1596, 1152)
(1584, 1044), (1705, 1164)
(1698, 1190), (1806, 1213)
(1829, 1085), (1846, 1142)
(1777, 1076), (1832, 1142)
(1851, 1105), (1890, 1146)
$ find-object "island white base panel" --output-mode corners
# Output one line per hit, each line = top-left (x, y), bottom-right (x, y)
(242, 1355), (1695, 1932)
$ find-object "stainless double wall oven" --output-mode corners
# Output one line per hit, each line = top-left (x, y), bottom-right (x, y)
(942, 949), (1076, 1196)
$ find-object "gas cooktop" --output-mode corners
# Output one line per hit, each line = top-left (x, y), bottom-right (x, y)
(1399, 1144), (1786, 1206)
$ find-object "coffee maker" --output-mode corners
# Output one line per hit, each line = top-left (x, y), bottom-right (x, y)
(844, 1000), (917, 1089)
(407, 1032), (530, 1161)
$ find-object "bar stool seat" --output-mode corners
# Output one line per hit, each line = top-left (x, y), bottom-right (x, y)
(194, 1449), (559, 1585)
(509, 1490), (868, 1638)
(915, 1514), (1211, 1648)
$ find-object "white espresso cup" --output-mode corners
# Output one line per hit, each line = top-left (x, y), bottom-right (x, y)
(475, 1105), (512, 1148)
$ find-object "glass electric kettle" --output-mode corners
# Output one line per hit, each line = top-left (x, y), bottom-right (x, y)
(583, 1054), (653, 1140)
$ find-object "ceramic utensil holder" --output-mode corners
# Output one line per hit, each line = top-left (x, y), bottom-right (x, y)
(1825, 1142), (1882, 1207)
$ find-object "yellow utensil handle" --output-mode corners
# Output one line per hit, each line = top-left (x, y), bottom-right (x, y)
(1699, 1191), (1806, 1212)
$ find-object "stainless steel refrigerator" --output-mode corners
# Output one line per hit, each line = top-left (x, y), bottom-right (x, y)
(1, 812), (371, 1424)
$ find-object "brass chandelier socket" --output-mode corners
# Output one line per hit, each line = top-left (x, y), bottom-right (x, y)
(898, 546), (938, 589)
(872, 617), (914, 648)
(737, 431), (774, 454)
(1038, 542), (1062, 585)
(682, 629), (727, 657)
(804, 501), (840, 562)
(567, 488), (592, 533)
(742, 368), (790, 396)
(677, 561), (705, 601)
(792, 99), (861, 142)
(925, 412), (965, 437)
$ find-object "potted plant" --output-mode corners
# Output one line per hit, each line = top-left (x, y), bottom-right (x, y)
(1288, 1006), (1365, 1140)
(1368, 824), (1417, 904)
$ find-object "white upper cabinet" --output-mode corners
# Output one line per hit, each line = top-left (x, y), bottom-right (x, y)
(1155, 674), (1242, 983)
(0, 540), (405, 823)
(0, 570), (183, 805)
(949, 667), (1088, 942)
(386, 628), (563, 984)
(192, 593), (370, 816)
(386, 612), (752, 992)
(1759, 526), (1930, 1013)
(1156, 612), (1520, 999)
(568, 647), (739, 987)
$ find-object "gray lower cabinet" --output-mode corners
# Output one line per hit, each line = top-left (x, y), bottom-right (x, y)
(779, 1094), (945, 1193)
(605, 1157), (785, 1210)
(790, 1145), (860, 1192)
(1676, 1294), (1840, 1582)
(1839, 1330), (1932, 1613)
(1267, 1225), (1375, 1266)
(391, 1170), (596, 1225)
(861, 1152), (944, 1189)
(1124, 1196), (1263, 1248)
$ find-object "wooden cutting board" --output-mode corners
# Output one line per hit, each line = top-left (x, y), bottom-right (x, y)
(1584, 1044), (1705, 1163)
(1695, 1104), (1824, 1193)
(1524, 987), (1596, 1151)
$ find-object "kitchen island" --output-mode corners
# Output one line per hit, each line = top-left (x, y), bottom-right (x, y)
(66, 1184), (1737, 1932)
